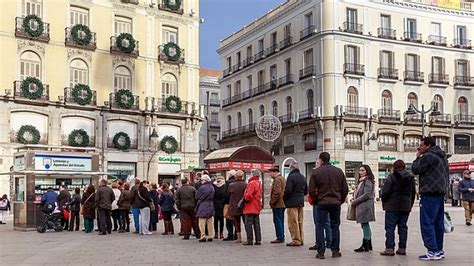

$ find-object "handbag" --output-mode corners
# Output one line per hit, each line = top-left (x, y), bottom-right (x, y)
(223, 204), (230, 219)
(80, 192), (94, 215)
(443, 211), (454, 233)
(346, 203), (356, 221)
(237, 197), (246, 211)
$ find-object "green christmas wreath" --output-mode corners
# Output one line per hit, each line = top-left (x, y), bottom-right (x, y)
(23, 14), (44, 37)
(70, 24), (92, 46)
(116, 33), (136, 54)
(68, 129), (90, 147)
(17, 125), (41, 144)
(71, 84), (93, 105)
(115, 89), (134, 109)
(163, 42), (181, 61)
(164, 0), (182, 10)
(113, 132), (131, 151)
(21, 77), (44, 100)
(160, 136), (178, 154)
(165, 95), (182, 113)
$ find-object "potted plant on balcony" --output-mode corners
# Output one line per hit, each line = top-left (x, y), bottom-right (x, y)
(71, 84), (93, 105)
(23, 14), (44, 37)
(160, 135), (178, 154)
(116, 33), (136, 54)
(17, 125), (41, 145)
(113, 132), (131, 151)
(115, 89), (134, 109)
(68, 129), (90, 147)
(21, 77), (44, 100)
(71, 24), (92, 46)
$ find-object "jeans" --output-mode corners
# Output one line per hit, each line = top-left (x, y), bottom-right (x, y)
(272, 208), (285, 241)
(119, 209), (129, 230)
(316, 205), (341, 253)
(139, 207), (151, 235)
(132, 207), (140, 232)
(97, 208), (112, 234)
(244, 214), (261, 242)
(384, 211), (409, 249)
(287, 207), (304, 245)
(420, 195), (444, 252)
(312, 205), (332, 246)
(111, 209), (120, 230)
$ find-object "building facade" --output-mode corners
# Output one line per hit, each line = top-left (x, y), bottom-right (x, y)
(217, 0), (474, 188)
(198, 68), (221, 167)
(0, 0), (202, 195)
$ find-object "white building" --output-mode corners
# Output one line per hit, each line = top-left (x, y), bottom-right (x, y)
(217, 0), (474, 188)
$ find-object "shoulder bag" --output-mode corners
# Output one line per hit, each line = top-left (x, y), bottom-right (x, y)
(138, 189), (155, 211)
(80, 193), (94, 215)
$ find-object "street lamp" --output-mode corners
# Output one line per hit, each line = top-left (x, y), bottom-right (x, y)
(405, 102), (441, 137)
(146, 129), (160, 181)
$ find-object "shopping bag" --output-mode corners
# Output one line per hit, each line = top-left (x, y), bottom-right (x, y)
(346, 203), (356, 221)
(443, 211), (454, 233)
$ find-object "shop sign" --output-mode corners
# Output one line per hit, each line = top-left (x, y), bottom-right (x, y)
(208, 162), (274, 171)
(380, 156), (396, 161)
(158, 156), (182, 164)
(14, 155), (25, 171)
(448, 162), (470, 171)
(34, 154), (92, 172)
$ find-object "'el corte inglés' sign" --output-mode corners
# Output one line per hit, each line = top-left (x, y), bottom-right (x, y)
(34, 154), (92, 172)
(158, 156), (182, 164)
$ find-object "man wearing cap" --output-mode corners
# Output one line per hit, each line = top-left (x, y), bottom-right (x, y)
(458, 170), (474, 226)
(284, 161), (308, 247)
(269, 166), (286, 244)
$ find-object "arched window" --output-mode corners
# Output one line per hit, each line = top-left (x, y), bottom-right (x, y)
(381, 90), (392, 110)
(272, 101), (278, 117)
(237, 112), (242, 128)
(286, 96), (292, 115)
(307, 89), (314, 112)
(407, 92), (418, 108)
(161, 73), (178, 98)
(11, 111), (48, 144)
(108, 120), (138, 149)
(227, 115), (232, 130)
(433, 94), (443, 113)
(114, 66), (132, 91)
(69, 59), (88, 87)
(347, 86), (358, 107)
(259, 105), (265, 117)
(20, 51), (41, 80)
(378, 133), (397, 151)
(248, 109), (253, 124)
(62, 116), (95, 146)
(458, 97), (468, 115)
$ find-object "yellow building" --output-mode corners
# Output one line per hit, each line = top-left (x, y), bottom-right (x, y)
(0, 0), (202, 195)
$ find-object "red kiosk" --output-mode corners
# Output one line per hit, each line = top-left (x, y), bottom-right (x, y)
(204, 145), (275, 208)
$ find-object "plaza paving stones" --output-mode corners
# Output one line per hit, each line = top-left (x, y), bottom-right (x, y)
(0, 202), (473, 265)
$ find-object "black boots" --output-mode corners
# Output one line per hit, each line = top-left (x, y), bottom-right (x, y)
(354, 239), (371, 252)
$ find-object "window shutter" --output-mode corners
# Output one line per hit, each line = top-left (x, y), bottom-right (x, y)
(468, 60), (471, 76)
(390, 51), (395, 68)
(405, 53), (408, 70)
(356, 46), (360, 65)
(416, 55), (420, 72)
(442, 58), (446, 75)
(379, 50), (383, 68)
(344, 45), (348, 64)
(455, 59), (459, 76)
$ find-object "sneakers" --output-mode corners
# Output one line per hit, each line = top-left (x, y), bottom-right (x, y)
(436, 251), (445, 259)
(466, 221), (472, 226)
(418, 251), (442, 261)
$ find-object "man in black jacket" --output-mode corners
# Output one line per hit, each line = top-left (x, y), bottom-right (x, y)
(284, 162), (308, 247)
(95, 179), (115, 235)
(223, 170), (236, 241)
(412, 136), (448, 261)
(176, 178), (200, 239)
(57, 185), (71, 230)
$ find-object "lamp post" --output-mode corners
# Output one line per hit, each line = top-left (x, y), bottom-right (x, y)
(405, 102), (441, 137)
(146, 128), (160, 181)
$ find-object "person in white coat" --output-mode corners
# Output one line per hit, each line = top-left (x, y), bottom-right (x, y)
(111, 183), (122, 231)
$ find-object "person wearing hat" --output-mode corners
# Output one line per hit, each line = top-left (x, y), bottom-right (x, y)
(269, 166), (286, 244)
(284, 161), (308, 247)
(195, 174), (215, 242)
(458, 170), (474, 226)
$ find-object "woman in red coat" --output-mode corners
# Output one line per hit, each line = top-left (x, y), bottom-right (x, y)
(242, 169), (262, 246)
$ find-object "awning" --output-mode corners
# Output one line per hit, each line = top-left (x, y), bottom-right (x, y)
(448, 154), (474, 172)
(204, 145), (274, 164)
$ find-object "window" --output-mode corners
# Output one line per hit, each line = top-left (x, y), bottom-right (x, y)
(286, 96), (292, 115)
(434, 137), (448, 152)
(272, 101), (278, 116)
(248, 109), (253, 124)
(381, 90), (392, 110)
(271, 32), (277, 47)
(307, 90), (314, 112)
(304, 49), (313, 67)
(108, 120), (138, 149)
(236, 52), (241, 65)
(456, 25), (467, 41)
(270, 65), (277, 82)
(70, 6), (89, 26)
(246, 45), (252, 58)
(405, 54), (419, 72)
(406, 18), (417, 35)
(284, 23), (291, 38)
(234, 81), (241, 96)
(257, 70), (265, 86)
(247, 75), (252, 91)
(378, 134), (397, 151)
(304, 12), (313, 28)
(345, 132), (362, 149)
(404, 135), (420, 151)
(69, 59), (88, 87)
(407, 92), (418, 108)
(11, 111), (48, 144)
(431, 56), (445, 75)
(430, 22), (441, 36)
(161, 73), (177, 98)
(163, 26), (178, 44)
(346, 8), (358, 24)
(23, 0), (42, 16)
(237, 112), (242, 128)
(61, 117), (94, 146)
(433, 95), (443, 113)
(380, 14), (391, 29)
(20, 51), (41, 80)
(114, 16), (132, 35)
(304, 133), (317, 151)
(226, 57), (232, 70)
(258, 39), (264, 53)
(345, 45), (359, 65)
(114, 66), (132, 91)
(456, 60), (469, 77)
(210, 92), (218, 102)
(227, 115), (232, 130)
(285, 58), (291, 76)
(259, 105), (265, 117)
(454, 134), (471, 154)
(226, 84), (231, 97)
(347, 87), (358, 107)
(210, 112), (218, 123)
(458, 97), (468, 115)
(380, 50), (394, 69)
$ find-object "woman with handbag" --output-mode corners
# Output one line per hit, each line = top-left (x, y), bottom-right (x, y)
(137, 181), (153, 235)
(196, 175), (215, 242)
(117, 183), (132, 233)
(158, 183), (175, 235)
(81, 184), (96, 233)
(351, 164), (376, 252)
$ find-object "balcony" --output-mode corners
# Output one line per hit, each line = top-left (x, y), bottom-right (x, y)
(252, 84), (266, 97)
(209, 121), (220, 129)
(231, 62), (242, 73)
(230, 94), (242, 104)
(404, 70), (424, 83)
(343, 22), (363, 35)
(453, 39), (472, 49)
(377, 28), (396, 39)
(242, 56), (254, 68)
(300, 25), (316, 40)
(378, 109), (401, 122)
(10, 130), (48, 145)
(403, 32), (422, 43)
(344, 106), (368, 119)
(454, 76), (474, 88)
(159, 46), (185, 64)
(265, 81), (278, 93)
(345, 142), (362, 150)
(209, 98), (220, 106)
(254, 50), (265, 62)
(454, 146), (474, 154)
(429, 73), (449, 86)
(283, 145), (294, 154)
(278, 74), (294, 87)
(279, 36), (293, 51)
(110, 36), (139, 57)
(65, 26), (97, 51)
(145, 97), (198, 115)
(378, 68), (399, 81)
(61, 134), (95, 147)
(15, 17), (50, 42)
(107, 137), (138, 150)
(241, 90), (252, 100)
(279, 114), (293, 125)
(299, 65), (315, 80)
(109, 92), (139, 110)
(299, 109), (314, 121)
(454, 114), (474, 126)
(344, 63), (365, 76)
(64, 87), (97, 106)
(266, 44), (278, 56)
(158, 0), (184, 14)
(223, 68), (232, 78)
(428, 35), (447, 46)
(404, 113), (423, 124)
(430, 113), (451, 125)
(13, 80), (49, 101)
(304, 142), (317, 151)
(239, 123), (256, 135)
(222, 97), (232, 107)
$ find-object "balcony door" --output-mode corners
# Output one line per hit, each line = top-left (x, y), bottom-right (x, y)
(380, 14), (391, 29)
(458, 97), (468, 115)
(285, 58), (291, 77)
(406, 18), (417, 37)
(23, 0), (42, 17)
(284, 23), (291, 39)
(406, 54), (419, 72)
(380, 51), (393, 70)
(304, 12), (313, 28)
(347, 87), (358, 108)
(304, 49), (313, 68)
(270, 65), (277, 82)
(457, 25), (467, 41)
(432, 57), (444, 75)
(456, 60), (469, 77)
(381, 90), (392, 111)
(257, 70), (264, 86)
(347, 8), (357, 24)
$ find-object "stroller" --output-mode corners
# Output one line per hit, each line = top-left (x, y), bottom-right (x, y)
(37, 202), (63, 233)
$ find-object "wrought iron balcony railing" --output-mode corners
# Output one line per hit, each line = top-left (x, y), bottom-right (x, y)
(453, 38), (472, 49)
(159, 46), (185, 63)
(454, 145), (474, 154)
(13, 80), (49, 101)
(158, 1), (184, 14)
(110, 36), (139, 57)
(343, 22), (363, 34)
(300, 25), (316, 40)
(279, 36), (293, 50)
(378, 109), (401, 121)
(109, 92), (139, 110)
(223, 67), (232, 77)
(278, 74), (293, 87)
(304, 142), (317, 151)
(344, 106), (368, 118)
(254, 50), (265, 62)
(299, 65), (315, 80)
(454, 114), (474, 125)
(404, 113), (423, 123)
(428, 35), (447, 46)
(378, 68), (399, 80)
(231, 62), (242, 73)
(284, 145), (295, 154)
(209, 98), (220, 106)
(454, 76), (474, 87)
(64, 87), (97, 106)
(430, 113), (451, 125)
(15, 17), (50, 42)
(279, 114), (293, 124)
(253, 84), (266, 97)
(299, 109), (314, 121)
(403, 32), (422, 43)
(241, 90), (252, 100)
(404, 70), (424, 82)
(65, 27), (97, 50)
(344, 63), (365, 76)
(145, 97), (198, 115)
(242, 56), (254, 68)
(209, 121), (220, 128)
(429, 73), (449, 85)
(107, 137), (138, 149)
(266, 44), (278, 56)
(377, 28), (396, 39)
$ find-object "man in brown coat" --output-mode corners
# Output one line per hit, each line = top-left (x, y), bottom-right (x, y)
(269, 166), (286, 243)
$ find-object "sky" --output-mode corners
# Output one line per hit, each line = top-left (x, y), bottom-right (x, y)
(199, 0), (285, 70)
